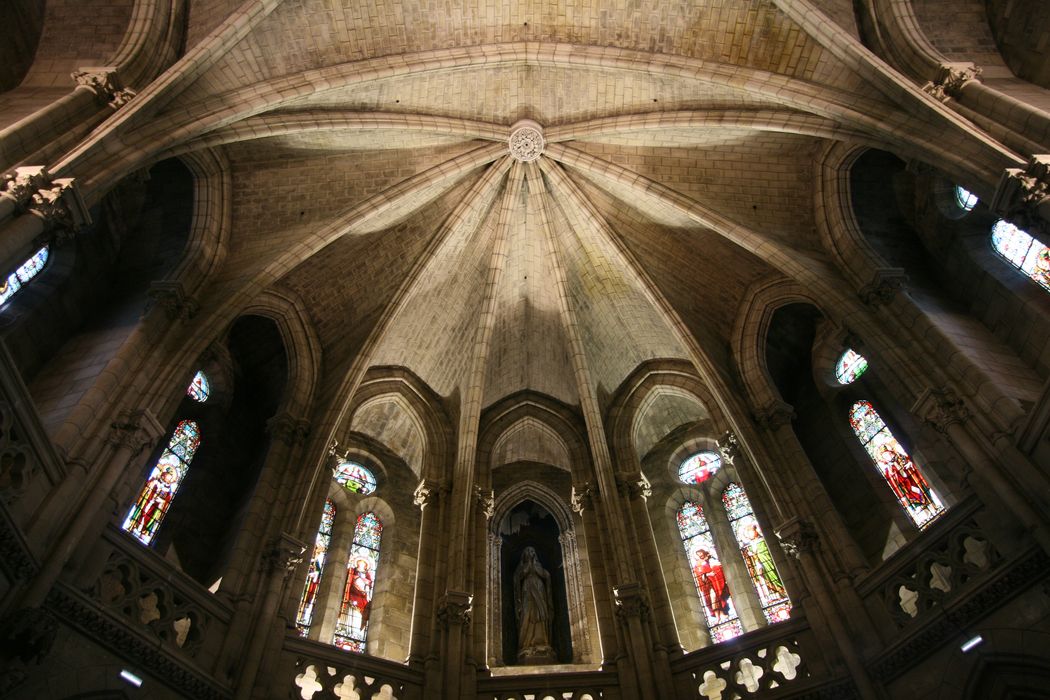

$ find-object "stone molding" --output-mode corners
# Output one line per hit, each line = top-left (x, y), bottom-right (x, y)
(922, 62), (981, 101)
(72, 67), (136, 108)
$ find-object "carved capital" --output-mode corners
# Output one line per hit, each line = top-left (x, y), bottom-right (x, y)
(266, 413), (310, 446)
(474, 485), (495, 519)
(858, 268), (907, 308)
(992, 155), (1050, 240)
(107, 409), (164, 454)
(0, 166), (49, 212)
(923, 62), (981, 101)
(146, 281), (200, 321)
(753, 399), (795, 431)
(414, 478), (438, 508)
(776, 518), (819, 558)
(72, 67), (135, 108)
(571, 482), (595, 514)
(27, 177), (90, 232)
(717, 430), (739, 465)
(437, 590), (473, 627)
(613, 582), (650, 621)
(911, 387), (970, 435)
(616, 471), (651, 501)
(261, 532), (306, 577)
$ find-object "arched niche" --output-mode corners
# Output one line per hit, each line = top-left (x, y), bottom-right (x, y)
(487, 481), (593, 668)
(349, 393), (426, 478)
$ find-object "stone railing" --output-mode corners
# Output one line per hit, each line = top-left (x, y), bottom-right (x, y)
(84, 523), (233, 661)
(284, 635), (424, 700)
(671, 618), (843, 700)
(477, 668), (621, 699)
(856, 497), (1001, 631)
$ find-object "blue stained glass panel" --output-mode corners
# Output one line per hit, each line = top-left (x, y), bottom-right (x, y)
(0, 246), (49, 305)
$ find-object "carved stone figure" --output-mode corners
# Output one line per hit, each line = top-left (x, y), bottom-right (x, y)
(513, 546), (555, 663)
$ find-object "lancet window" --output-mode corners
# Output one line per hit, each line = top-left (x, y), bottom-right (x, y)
(848, 400), (944, 528)
(122, 372), (210, 545)
(722, 483), (791, 623)
(295, 498), (336, 635)
(0, 246), (49, 306)
(677, 501), (742, 642)
(991, 220), (1050, 292)
(333, 511), (383, 652)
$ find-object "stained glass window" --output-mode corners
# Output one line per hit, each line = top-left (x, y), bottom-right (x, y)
(722, 483), (791, 624)
(991, 220), (1050, 292)
(955, 186), (977, 212)
(677, 501), (742, 643)
(186, 371), (210, 403)
(334, 461), (376, 495)
(834, 349), (869, 385)
(0, 246), (49, 306)
(296, 498), (336, 636)
(679, 451), (723, 485)
(848, 401), (944, 528)
(122, 420), (201, 545)
(333, 512), (382, 652)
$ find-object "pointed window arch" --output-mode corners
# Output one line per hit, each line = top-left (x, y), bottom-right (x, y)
(0, 246), (49, 306)
(678, 451), (722, 485)
(333, 512), (383, 652)
(295, 498), (336, 635)
(834, 349), (869, 385)
(722, 483), (791, 623)
(848, 401), (944, 528)
(955, 186), (977, 212)
(677, 501), (742, 642)
(991, 220), (1050, 292)
(121, 420), (201, 545)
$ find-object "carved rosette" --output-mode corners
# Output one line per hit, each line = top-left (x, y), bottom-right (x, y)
(571, 482), (595, 515)
(776, 518), (820, 559)
(437, 591), (473, 628)
(0, 167), (49, 212)
(923, 62), (981, 101)
(266, 413), (311, 447)
(717, 430), (739, 465)
(911, 387), (970, 435)
(612, 582), (650, 622)
(508, 120), (545, 162)
(72, 68), (135, 108)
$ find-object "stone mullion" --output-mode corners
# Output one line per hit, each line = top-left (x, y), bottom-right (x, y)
(702, 487), (765, 631)
(408, 479), (445, 666)
(311, 506), (355, 645)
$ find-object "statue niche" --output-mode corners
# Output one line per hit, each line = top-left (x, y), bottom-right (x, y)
(500, 500), (572, 665)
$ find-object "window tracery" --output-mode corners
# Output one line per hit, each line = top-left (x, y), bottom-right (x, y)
(848, 400), (944, 528)
(677, 500), (742, 643)
(991, 220), (1050, 292)
(333, 511), (382, 652)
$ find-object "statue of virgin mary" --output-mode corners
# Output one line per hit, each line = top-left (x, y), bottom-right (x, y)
(513, 546), (555, 663)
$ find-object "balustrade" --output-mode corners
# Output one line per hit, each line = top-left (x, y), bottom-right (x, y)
(284, 635), (423, 700)
(477, 669), (620, 700)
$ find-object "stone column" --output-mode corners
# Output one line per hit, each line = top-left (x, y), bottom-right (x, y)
(233, 533), (306, 700)
(409, 479), (446, 667)
(914, 388), (1050, 553)
(777, 519), (879, 700)
(469, 486), (493, 671)
(571, 483), (618, 664)
(612, 582), (662, 699)
(0, 175), (90, 274)
(485, 532), (503, 667)
(0, 68), (130, 172)
(702, 487), (766, 630)
(20, 409), (163, 608)
(437, 590), (473, 699)
(220, 414), (310, 599)
(557, 529), (591, 664)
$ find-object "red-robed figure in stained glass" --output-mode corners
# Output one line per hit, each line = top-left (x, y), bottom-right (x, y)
(692, 548), (732, 622)
(344, 558), (374, 627)
(876, 442), (933, 507)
